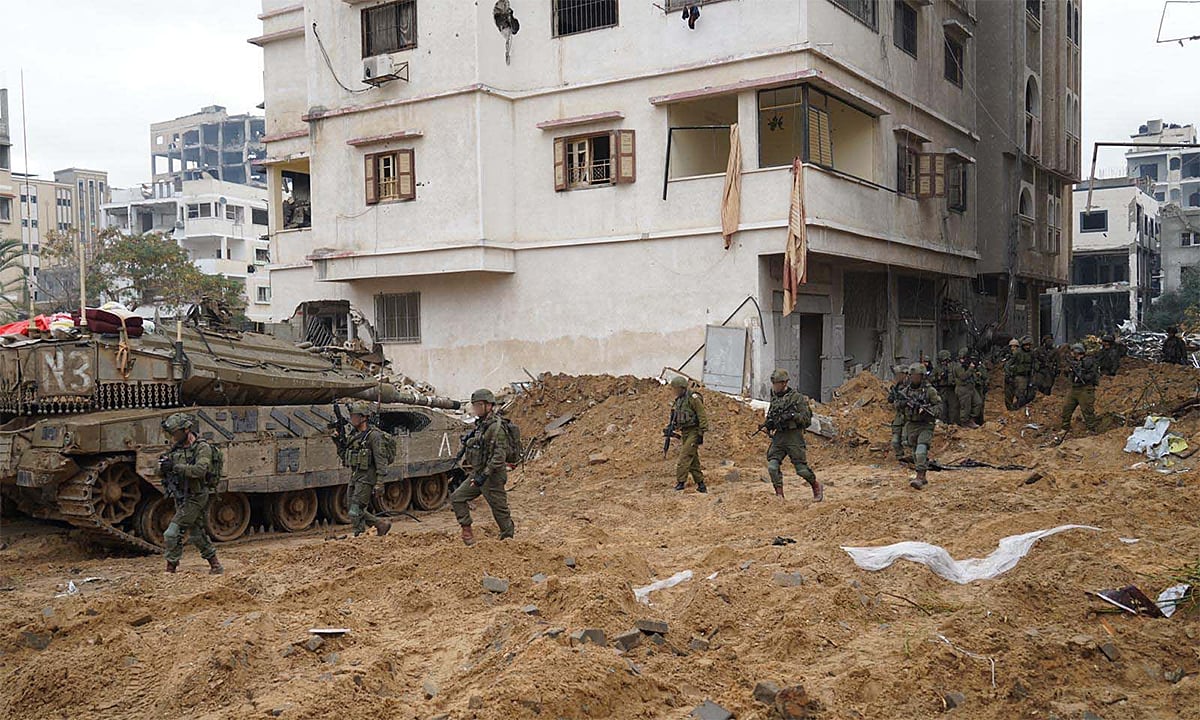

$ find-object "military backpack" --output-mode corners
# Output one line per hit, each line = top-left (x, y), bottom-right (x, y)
(499, 416), (523, 465)
(205, 442), (225, 490)
(378, 429), (398, 465)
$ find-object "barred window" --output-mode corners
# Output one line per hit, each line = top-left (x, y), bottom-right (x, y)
(376, 292), (420, 343)
(553, 0), (618, 37)
(362, 0), (417, 58)
(829, 0), (878, 30)
(893, 1), (917, 57)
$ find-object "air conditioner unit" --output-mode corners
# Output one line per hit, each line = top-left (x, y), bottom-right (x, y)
(363, 56), (402, 86)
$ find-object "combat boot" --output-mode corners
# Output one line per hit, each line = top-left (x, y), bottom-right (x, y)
(673, 482), (686, 491)
(207, 556), (224, 575)
(376, 520), (392, 537)
(909, 470), (928, 490)
(696, 482), (708, 493)
(460, 525), (476, 546)
(166, 560), (178, 573)
(774, 485), (785, 499)
(809, 479), (824, 502)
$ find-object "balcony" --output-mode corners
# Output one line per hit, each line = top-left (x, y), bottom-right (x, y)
(195, 258), (251, 278)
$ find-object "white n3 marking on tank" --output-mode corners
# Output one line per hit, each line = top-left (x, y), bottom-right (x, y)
(44, 350), (92, 392)
(439, 432), (451, 457)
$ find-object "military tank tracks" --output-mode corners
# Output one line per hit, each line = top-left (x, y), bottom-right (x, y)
(48, 457), (453, 554)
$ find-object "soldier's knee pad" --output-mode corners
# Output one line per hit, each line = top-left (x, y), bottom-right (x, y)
(766, 459), (782, 473)
(163, 522), (182, 544)
(348, 506), (362, 519)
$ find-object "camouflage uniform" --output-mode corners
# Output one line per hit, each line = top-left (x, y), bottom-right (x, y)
(953, 348), (980, 427)
(887, 366), (909, 458)
(1062, 346), (1100, 432)
(450, 412), (515, 538)
(971, 356), (989, 425)
(1098, 337), (1121, 377)
(900, 364), (941, 488)
(1004, 339), (1034, 410)
(671, 379), (708, 491)
(1162, 329), (1188, 365)
(765, 370), (819, 499)
(1032, 336), (1059, 395)
(160, 414), (220, 569)
(343, 425), (390, 536)
(931, 351), (959, 424)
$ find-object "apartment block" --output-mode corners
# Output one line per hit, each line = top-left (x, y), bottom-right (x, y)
(974, 0), (1081, 341)
(0, 88), (15, 247)
(150, 106), (267, 188)
(102, 178), (271, 321)
(254, 0), (1003, 398)
(53, 168), (110, 247)
(1126, 119), (1199, 208)
(1047, 178), (1158, 338)
(1159, 205), (1200, 295)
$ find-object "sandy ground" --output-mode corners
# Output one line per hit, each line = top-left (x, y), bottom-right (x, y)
(1, 364), (1198, 720)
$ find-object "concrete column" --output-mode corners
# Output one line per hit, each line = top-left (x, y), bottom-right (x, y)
(737, 92), (760, 170)
(220, 236), (229, 261)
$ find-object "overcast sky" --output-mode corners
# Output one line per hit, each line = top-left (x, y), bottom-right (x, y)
(2, 0), (1198, 187)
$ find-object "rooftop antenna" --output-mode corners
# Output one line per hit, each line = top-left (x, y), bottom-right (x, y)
(19, 69), (34, 323)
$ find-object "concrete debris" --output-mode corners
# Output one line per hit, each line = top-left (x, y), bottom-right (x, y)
(304, 635), (326, 653)
(20, 631), (52, 650)
(773, 571), (805, 587)
(521, 604), (539, 615)
(588, 453), (609, 465)
(753, 680), (781, 705)
(129, 614), (153, 628)
(564, 557), (577, 569)
(569, 628), (607, 647)
(775, 684), (823, 719)
(636, 619), (669, 635)
(690, 700), (734, 720)
(1099, 642), (1120, 662)
(688, 637), (710, 651)
(422, 678), (438, 699)
(647, 633), (666, 645)
(544, 627), (565, 638)
(482, 576), (510, 594)
(943, 691), (966, 710)
(613, 629), (643, 652)
(532, 573), (548, 584)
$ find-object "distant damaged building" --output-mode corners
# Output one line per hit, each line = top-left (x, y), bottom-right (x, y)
(150, 105), (266, 189)
(251, 1), (1077, 399)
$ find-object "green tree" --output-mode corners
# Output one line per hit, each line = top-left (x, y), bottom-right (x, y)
(1144, 272), (1200, 332)
(0, 239), (33, 321)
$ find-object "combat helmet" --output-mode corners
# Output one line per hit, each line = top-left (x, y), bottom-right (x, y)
(908, 362), (927, 374)
(1071, 343), (1085, 354)
(937, 350), (951, 361)
(347, 400), (374, 416)
(770, 369), (790, 383)
(958, 347), (970, 357)
(471, 388), (498, 404)
(161, 412), (196, 433)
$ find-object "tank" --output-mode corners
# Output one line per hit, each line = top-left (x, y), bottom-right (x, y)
(0, 321), (468, 553)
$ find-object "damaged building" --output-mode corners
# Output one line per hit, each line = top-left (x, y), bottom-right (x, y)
(150, 105), (267, 189)
(251, 0), (1078, 399)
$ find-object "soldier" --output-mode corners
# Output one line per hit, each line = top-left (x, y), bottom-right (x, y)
(953, 347), (980, 429)
(887, 364), (910, 458)
(900, 363), (941, 490)
(668, 376), (708, 492)
(158, 413), (224, 574)
(931, 350), (959, 425)
(1032, 335), (1060, 395)
(1162, 326), (1189, 365)
(451, 389), (515, 545)
(763, 369), (823, 502)
(342, 401), (393, 538)
(1062, 344), (1100, 433)
(972, 351), (990, 425)
(1004, 337), (1035, 409)
(1098, 335), (1121, 377)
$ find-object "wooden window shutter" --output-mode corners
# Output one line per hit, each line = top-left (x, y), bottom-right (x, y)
(365, 153), (379, 205)
(613, 129), (636, 184)
(932, 153), (946, 197)
(807, 106), (832, 166)
(917, 153), (933, 198)
(553, 138), (568, 192)
(397, 149), (416, 201)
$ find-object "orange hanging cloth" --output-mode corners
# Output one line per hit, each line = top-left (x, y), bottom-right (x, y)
(721, 123), (742, 249)
(782, 158), (808, 316)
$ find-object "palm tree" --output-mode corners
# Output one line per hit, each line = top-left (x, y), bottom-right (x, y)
(0, 239), (34, 322)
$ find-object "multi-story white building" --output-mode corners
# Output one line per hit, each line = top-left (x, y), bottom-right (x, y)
(1047, 178), (1158, 337)
(253, 0), (991, 399)
(1126, 119), (1199, 208)
(102, 178), (271, 321)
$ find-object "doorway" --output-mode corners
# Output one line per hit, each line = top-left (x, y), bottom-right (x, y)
(775, 309), (823, 399)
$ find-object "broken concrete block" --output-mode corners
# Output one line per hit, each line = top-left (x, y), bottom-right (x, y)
(521, 604), (539, 615)
(482, 576), (509, 594)
(689, 637), (710, 651)
(129, 614), (153, 628)
(532, 573), (548, 584)
(773, 571), (805, 587)
(304, 635), (326, 653)
(690, 700), (733, 720)
(569, 628), (606, 647)
(588, 453), (609, 465)
(322, 652), (340, 665)
(422, 678), (438, 699)
(753, 680), (781, 705)
(739, 561), (752, 571)
(1099, 642), (1119, 662)
(943, 691), (966, 709)
(544, 627), (566, 638)
(20, 631), (52, 650)
(648, 633), (665, 645)
(281, 645), (296, 658)
(564, 557), (577, 569)
(636, 619), (669, 635)
(613, 629), (643, 652)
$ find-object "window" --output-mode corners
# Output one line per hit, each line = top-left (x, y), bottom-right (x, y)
(1155, 192), (1166, 202)
(1138, 164), (1159, 182)
(1182, 155), (1200, 178)
(256, 286), (272, 303)
(666, 96), (737, 179)
(365, 149), (416, 203)
(1191, 192), (1200, 208)
(757, 85), (876, 180)
(1079, 210), (1107, 232)
(893, 1), (917, 57)
(1172, 189), (1182, 204)
(1046, 183), (1062, 253)
(896, 142), (918, 195)
(897, 275), (935, 321)
(944, 32), (964, 87)
(947, 157), (968, 212)
(255, 248), (271, 264)
(554, 130), (635, 190)
(252, 208), (269, 226)
(376, 292), (420, 343)
(0, 197), (10, 222)
(1182, 232), (1198, 248)
(187, 203), (214, 219)
(829, 0), (878, 30)
(552, 0), (618, 37)
(225, 204), (244, 222)
(1171, 157), (1182, 171)
(361, 0), (417, 58)
(1026, 0), (1040, 22)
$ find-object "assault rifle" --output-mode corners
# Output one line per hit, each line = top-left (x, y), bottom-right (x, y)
(329, 402), (351, 455)
(903, 391), (939, 420)
(158, 449), (188, 501)
(662, 408), (679, 457)
(448, 423), (482, 493)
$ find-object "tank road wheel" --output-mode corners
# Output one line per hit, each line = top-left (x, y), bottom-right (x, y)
(372, 479), (413, 515)
(411, 474), (449, 511)
(318, 485), (351, 525)
(206, 492), (251, 543)
(136, 495), (175, 547)
(269, 489), (318, 532)
(93, 462), (143, 524)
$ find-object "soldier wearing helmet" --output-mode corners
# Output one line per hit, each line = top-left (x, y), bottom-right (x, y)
(450, 388), (515, 545)
(341, 401), (392, 538)
(952, 347), (981, 429)
(887, 364), (911, 459)
(899, 362), (941, 490)
(1062, 343), (1099, 433)
(1032, 335), (1060, 396)
(158, 412), (223, 575)
(763, 369), (822, 502)
(930, 350), (960, 425)
(1004, 336), (1035, 410)
(1162, 326), (1189, 365)
(668, 375), (709, 493)
(1097, 334), (1121, 377)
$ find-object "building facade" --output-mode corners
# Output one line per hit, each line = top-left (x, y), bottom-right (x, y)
(1159, 205), (1200, 295)
(253, 0), (1001, 399)
(1048, 178), (1158, 338)
(150, 106), (267, 188)
(1126, 120), (1199, 208)
(974, 0), (1081, 341)
(0, 88), (16, 246)
(102, 178), (271, 321)
(53, 168), (110, 248)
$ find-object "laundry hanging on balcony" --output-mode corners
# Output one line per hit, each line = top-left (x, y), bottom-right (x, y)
(721, 123), (742, 249)
(782, 158), (808, 316)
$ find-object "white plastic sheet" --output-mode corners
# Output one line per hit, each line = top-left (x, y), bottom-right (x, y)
(633, 570), (693, 604)
(1124, 416), (1173, 459)
(1157, 584), (1192, 619)
(841, 525), (1101, 584)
